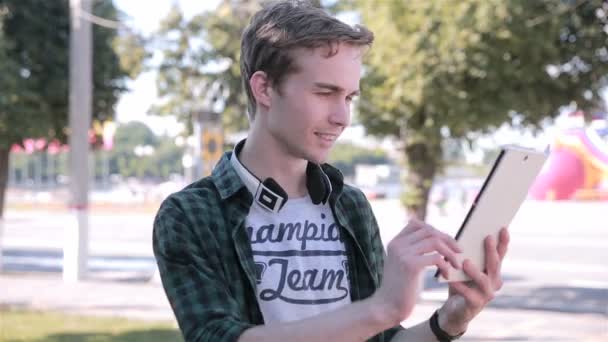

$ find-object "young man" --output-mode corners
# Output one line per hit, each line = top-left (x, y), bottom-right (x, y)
(153, 1), (510, 341)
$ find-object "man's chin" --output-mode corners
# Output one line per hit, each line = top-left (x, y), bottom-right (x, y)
(306, 152), (329, 165)
(296, 145), (331, 165)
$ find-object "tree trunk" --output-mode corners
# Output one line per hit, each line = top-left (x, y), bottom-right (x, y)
(0, 147), (9, 219)
(402, 142), (441, 221)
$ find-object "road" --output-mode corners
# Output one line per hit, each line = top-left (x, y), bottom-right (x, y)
(373, 200), (608, 297)
(1, 199), (607, 340)
(371, 199), (608, 340)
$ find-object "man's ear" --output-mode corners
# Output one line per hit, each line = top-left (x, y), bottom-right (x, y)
(249, 71), (272, 109)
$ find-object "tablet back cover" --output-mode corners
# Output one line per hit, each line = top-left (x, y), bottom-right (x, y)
(438, 146), (548, 282)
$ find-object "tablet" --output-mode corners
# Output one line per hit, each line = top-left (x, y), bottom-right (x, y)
(436, 145), (548, 282)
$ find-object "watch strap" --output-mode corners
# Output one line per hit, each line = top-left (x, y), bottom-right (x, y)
(429, 310), (465, 341)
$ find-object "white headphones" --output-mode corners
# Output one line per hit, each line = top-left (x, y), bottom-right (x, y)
(230, 140), (332, 213)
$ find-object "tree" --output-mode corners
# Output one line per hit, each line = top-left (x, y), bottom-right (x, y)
(355, 0), (608, 219)
(152, 137), (185, 180)
(109, 121), (158, 178)
(152, 0), (327, 133)
(0, 0), (143, 217)
(151, 1), (258, 134)
(104, 121), (184, 181)
(328, 142), (389, 177)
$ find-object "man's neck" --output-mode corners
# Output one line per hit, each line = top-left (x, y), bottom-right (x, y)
(239, 130), (308, 198)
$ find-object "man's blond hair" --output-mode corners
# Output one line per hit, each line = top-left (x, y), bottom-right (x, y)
(240, 0), (374, 120)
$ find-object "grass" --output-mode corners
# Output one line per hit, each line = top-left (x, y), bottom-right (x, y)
(0, 309), (183, 342)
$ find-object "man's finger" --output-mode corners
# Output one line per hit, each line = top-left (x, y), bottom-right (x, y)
(462, 259), (493, 299)
(441, 230), (462, 253)
(419, 253), (451, 276)
(497, 227), (510, 260)
(412, 237), (461, 269)
(449, 281), (484, 308)
(402, 225), (435, 245)
(408, 220), (462, 253)
(394, 218), (425, 238)
(485, 236), (500, 277)
(396, 220), (461, 253)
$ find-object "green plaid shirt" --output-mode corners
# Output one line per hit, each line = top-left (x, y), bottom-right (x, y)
(153, 152), (403, 341)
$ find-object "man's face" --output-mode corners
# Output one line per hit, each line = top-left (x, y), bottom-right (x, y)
(264, 43), (362, 164)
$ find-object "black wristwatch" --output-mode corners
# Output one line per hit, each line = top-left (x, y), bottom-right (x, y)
(429, 310), (465, 341)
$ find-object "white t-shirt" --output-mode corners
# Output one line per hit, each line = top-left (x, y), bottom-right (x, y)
(230, 153), (351, 323)
(246, 196), (351, 322)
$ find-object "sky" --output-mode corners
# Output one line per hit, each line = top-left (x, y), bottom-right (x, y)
(113, 0), (221, 136)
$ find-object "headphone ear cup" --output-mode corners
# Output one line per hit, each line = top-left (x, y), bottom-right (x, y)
(306, 163), (331, 205)
(262, 178), (288, 210)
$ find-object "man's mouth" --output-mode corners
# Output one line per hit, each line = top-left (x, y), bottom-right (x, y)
(315, 132), (338, 142)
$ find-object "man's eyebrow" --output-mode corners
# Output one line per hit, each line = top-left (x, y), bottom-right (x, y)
(313, 82), (360, 96)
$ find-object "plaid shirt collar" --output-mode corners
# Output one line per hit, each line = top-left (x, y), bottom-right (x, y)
(210, 151), (248, 201)
(210, 151), (345, 204)
(210, 150), (351, 248)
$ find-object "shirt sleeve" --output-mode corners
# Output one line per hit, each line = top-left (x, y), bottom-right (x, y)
(364, 195), (405, 341)
(153, 200), (254, 342)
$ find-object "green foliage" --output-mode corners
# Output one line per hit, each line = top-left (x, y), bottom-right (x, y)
(0, 0), (141, 148)
(113, 31), (148, 79)
(153, 137), (186, 179)
(107, 121), (183, 180)
(148, 0), (608, 219)
(354, 0), (608, 218)
(150, 0), (351, 134)
(151, 1), (260, 133)
(358, 0), (608, 142)
(109, 121), (156, 178)
(0, 0), (143, 217)
(328, 142), (389, 176)
(114, 121), (159, 147)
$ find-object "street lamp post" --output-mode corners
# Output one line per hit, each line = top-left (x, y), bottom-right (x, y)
(64, 0), (92, 282)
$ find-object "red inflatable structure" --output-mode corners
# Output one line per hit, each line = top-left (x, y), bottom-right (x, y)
(529, 112), (608, 201)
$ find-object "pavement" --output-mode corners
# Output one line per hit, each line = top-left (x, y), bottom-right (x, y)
(1, 200), (607, 341)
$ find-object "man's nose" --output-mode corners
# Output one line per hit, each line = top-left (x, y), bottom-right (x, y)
(328, 100), (350, 127)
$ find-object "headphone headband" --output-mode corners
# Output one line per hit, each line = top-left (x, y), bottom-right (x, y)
(230, 140), (331, 212)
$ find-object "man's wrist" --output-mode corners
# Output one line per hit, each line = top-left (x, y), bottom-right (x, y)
(437, 307), (467, 337)
(366, 294), (402, 330)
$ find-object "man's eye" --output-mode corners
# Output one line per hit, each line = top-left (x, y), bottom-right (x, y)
(317, 92), (332, 97)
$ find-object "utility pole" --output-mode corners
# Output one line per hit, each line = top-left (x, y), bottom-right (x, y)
(64, 0), (92, 282)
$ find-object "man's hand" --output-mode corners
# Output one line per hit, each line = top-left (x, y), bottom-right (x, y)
(438, 227), (510, 335)
(371, 219), (463, 324)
